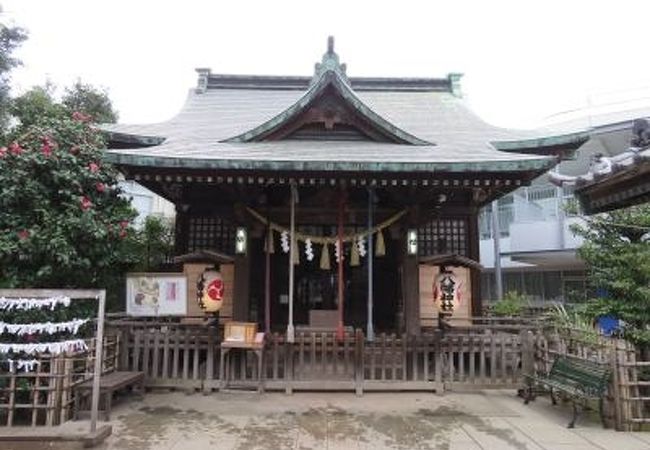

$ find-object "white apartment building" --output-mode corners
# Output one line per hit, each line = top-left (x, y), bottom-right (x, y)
(479, 95), (650, 304)
(119, 180), (176, 226)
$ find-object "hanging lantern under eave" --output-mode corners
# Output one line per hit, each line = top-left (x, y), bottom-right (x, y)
(197, 268), (224, 313)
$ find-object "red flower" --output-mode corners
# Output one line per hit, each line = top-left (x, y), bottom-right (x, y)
(9, 142), (22, 155)
(72, 111), (91, 122)
(17, 229), (29, 240)
(0, 147), (6, 158)
(41, 136), (56, 157)
(95, 182), (106, 193)
(119, 230), (127, 239)
(119, 220), (129, 229)
(88, 162), (99, 173)
(41, 143), (53, 157)
(80, 196), (92, 210)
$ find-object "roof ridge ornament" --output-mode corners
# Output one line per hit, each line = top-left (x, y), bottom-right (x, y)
(312, 36), (348, 86)
(631, 118), (650, 149)
(195, 68), (211, 94)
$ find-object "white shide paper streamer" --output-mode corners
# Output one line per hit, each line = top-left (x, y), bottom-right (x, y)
(305, 238), (314, 261)
(280, 231), (290, 253)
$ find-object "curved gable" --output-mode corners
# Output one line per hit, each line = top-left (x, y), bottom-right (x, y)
(223, 40), (432, 146)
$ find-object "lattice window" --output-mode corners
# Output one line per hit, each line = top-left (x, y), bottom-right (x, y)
(418, 218), (468, 257)
(187, 216), (235, 254)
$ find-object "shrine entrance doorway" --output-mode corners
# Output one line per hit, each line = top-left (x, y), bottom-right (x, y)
(250, 231), (400, 332)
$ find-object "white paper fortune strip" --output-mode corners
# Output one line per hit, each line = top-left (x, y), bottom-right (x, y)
(0, 339), (88, 356)
(0, 318), (89, 336)
(0, 296), (71, 311)
(6, 358), (40, 372)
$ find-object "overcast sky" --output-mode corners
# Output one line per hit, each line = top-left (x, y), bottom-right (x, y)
(3, 0), (650, 129)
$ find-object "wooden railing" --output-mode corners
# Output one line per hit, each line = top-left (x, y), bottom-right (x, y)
(440, 331), (527, 389)
(112, 321), (215, 390)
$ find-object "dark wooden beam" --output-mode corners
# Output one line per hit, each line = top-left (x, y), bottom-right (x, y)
(402, 206), (421, 336)
(467, 209), (482, 316)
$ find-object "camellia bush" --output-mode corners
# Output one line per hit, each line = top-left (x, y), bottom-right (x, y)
(0, 111), (136, 289)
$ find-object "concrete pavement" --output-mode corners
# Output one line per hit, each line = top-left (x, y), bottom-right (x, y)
(7, 390), (650, 450)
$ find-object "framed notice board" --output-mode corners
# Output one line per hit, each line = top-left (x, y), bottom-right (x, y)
(126, 273), (188, 316)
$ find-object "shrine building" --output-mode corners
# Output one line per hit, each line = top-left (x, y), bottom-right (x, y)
(103, 38), (588, 337)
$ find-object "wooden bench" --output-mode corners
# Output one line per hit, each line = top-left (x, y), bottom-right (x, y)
(523, 356), (610, 428)
(75, 371), (145, 420)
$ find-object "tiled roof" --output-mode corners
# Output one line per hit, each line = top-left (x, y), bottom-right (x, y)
(103, 42), (587, 174)
(551, 118), (650, 213)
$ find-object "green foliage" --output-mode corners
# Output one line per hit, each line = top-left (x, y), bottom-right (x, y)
(0, 21), (27, 133)
(10, 82), (64, 129)
(0, 112), (137, 289)
(571, 204), (650, 344)
(549, 303), (597, 333)
(10, 80), (118, 131)
(491, 291), (527, 316)
(62, 81), (118, 124)
(127, 216), (175, 272)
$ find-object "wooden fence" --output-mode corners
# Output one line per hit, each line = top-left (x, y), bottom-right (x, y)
(616, 341), (650, 431)
(108, 320), (534, 395)
(0, 336), (118, 427)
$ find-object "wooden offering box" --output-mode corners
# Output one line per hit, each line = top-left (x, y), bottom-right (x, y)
(223, 321), (257, 343)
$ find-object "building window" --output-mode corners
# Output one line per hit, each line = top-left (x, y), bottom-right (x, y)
(418, 218), (468, 257)
(187, 216), (235, 254)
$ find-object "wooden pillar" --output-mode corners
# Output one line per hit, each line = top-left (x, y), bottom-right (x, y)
(174, 208), (190, 255)
(233, 253), (250, 321)
(467, 209), (482, 316)
(402, 207), (420, 336)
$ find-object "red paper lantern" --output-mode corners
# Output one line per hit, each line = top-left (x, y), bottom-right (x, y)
(198, 269), (224, 313)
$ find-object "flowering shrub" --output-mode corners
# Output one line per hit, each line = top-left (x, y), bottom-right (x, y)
(0, 113), (136, 288)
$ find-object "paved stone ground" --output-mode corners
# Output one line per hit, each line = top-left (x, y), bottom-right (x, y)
(7, 390), (650, 449)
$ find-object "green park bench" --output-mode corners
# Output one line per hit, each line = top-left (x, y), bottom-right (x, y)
(523, 355), (610, 428)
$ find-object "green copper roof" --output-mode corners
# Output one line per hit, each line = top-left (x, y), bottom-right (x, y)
(103, 38), (587, 177)
(492, 131), (590, 153)
(105, 140), (556, 174)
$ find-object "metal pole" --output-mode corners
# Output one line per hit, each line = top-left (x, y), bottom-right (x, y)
(336, 189), (345, 341)
(491, 200), (503, 301)
(367, 187), (374, 342)
(555, 166), (566, 250)
(287, 184), (296, 343)
(90, 290), (106, 434)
